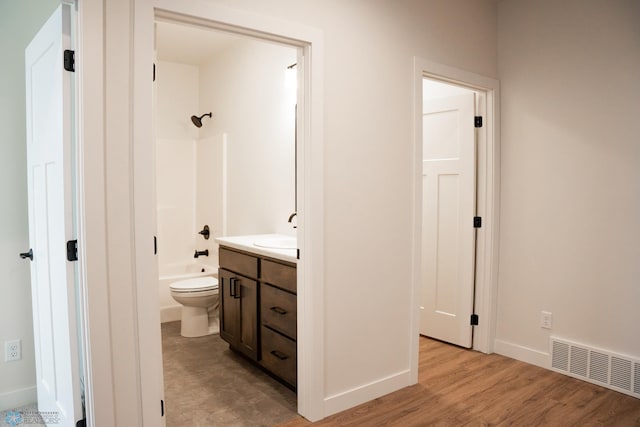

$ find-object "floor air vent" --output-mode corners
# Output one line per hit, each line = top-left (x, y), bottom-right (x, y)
(550, 337), (640, 399)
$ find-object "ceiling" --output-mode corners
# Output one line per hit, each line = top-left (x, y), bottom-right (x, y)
(155, 20), (244, 65)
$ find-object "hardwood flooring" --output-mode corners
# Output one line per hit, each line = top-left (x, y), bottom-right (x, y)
(279, 337), (640, 426)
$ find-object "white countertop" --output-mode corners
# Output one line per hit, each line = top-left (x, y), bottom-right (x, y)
(214, 234), (298, 264)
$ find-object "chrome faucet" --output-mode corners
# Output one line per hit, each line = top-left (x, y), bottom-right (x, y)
(194, 249), (209, 258)
(288, 212), (297, 228)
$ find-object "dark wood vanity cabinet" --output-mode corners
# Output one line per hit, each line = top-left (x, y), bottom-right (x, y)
(218, 246), (297, 389)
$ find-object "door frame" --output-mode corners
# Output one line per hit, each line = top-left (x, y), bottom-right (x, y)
(133, 0), (326, 423)
(73, 0), (115, 425)
(411, 57), (500, 356)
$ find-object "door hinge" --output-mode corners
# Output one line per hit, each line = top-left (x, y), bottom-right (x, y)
(161, 399), (165, 417)
(470, 314), (479, 325)
(64, 50), (75, 72)
(153, 63), (156, 82)
(297, 248), (300, 260)
(473, 216), (482, 228)
(66, 239), (78, 262)
(154, 236), (158, 255)
(474, 116), (483, 128)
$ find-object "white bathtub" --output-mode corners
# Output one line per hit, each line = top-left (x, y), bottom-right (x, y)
(159, 262), (217, 323)
(160, 262), (217, 281)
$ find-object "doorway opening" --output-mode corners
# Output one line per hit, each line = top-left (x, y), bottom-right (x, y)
(133, 4), (325, 422)
(153, 19), (299, 425)
(412, 58), (500, 365)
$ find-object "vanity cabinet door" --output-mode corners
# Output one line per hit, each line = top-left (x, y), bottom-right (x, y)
(219, 268), (259, 361)
(219, 269), (238, 345)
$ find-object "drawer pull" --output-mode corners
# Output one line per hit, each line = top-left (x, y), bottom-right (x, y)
(270, 306), (287, 315)
(230, 277), (241, 299)
(230, 277), (236, 298)
(270, 350), (289, 360)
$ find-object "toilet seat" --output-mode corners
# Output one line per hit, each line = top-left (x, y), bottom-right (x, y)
(170, 277), (218, 293)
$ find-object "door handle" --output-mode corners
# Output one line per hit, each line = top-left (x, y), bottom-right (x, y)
(20, 249), (33, 261)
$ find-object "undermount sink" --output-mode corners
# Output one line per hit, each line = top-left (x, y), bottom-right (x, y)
(253, 236), (297, 249)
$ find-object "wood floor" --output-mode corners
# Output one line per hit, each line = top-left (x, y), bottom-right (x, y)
(279, 337), (640, 426)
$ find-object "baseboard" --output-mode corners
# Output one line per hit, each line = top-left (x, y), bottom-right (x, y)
(0, 386), (37, 411)
(323, 369), (414, 417)
(160, 305), (181, 323)
(494, 339), (548, 369)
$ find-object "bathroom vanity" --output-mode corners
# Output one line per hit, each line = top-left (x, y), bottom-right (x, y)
(216, 235), (297, 390)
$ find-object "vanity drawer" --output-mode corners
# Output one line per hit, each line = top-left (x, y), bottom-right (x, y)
(219, 247), (258, 278)
(261, 259), (296, 293)
(261, 284), (297, 339)
(261, 326), (296, 387)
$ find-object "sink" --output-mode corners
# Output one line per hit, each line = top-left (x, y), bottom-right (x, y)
(253, 236), (297, 249)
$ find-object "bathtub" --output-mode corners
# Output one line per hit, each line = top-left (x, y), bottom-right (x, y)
(159, 262), (218, 323)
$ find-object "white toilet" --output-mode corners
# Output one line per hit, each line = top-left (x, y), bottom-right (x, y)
(169, 276), (219, 337)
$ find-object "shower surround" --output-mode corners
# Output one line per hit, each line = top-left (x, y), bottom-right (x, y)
(155, 60), (222, 321)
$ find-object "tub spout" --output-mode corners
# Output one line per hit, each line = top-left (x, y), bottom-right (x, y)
(194, 249), (209, 258)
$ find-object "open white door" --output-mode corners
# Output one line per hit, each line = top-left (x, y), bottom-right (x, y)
(420, 93), (477, 348)
(24, 4), (82, 425)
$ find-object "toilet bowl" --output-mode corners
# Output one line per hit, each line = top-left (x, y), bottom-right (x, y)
(169, 276), (219, 337)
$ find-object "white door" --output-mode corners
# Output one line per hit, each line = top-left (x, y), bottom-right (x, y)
(25, 4), (82, 425)
(420, 93), (477, 348)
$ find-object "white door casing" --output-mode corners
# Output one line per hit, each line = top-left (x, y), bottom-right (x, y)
(25, 4), (82, 425)
(420, 93), (476, 348)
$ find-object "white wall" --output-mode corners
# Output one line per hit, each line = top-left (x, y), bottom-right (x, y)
(97, 0), (498, 423)
(495, 0), (640, 364)
(187, 0), (498, 405)
(199, 38), (297, 238)
(0, 0), (60, 410)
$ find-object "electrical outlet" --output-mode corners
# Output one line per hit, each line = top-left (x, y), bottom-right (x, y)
(5, 340), (21, 362)
(540, 311), (553, 329)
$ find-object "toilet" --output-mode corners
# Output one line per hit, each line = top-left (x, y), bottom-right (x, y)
(169, 276), (219, 337)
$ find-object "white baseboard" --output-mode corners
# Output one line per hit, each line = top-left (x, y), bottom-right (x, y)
(0, 386), (37, 411)
(160, 305), (181, 323)
(494, 339), (548, 369)
(323, 369), (414, 417)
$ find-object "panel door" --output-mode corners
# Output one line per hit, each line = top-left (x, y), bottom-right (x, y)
(25, 4), (82, 425)
(420, 93), (477, 348)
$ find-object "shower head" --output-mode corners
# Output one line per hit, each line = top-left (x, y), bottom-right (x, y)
(191, 112), (212, 128)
